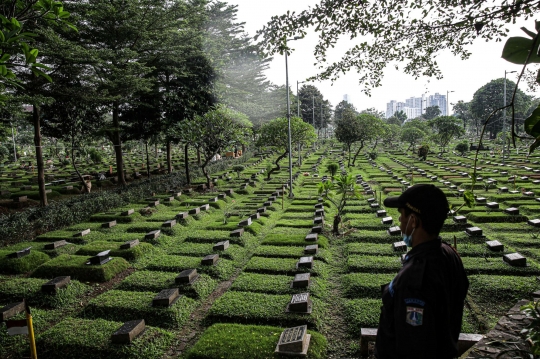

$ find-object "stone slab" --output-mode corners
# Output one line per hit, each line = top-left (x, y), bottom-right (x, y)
(120, 240), (139, 250)
(111, 319), (146, 344)
(213, 241), (229, 251)
(175, 269), (199, 284)
(1, 301), (25, 322)
(44, 240), (67, 250)
(145, 230), (161, 240)
(486, 240), (504, 252)
(201, 254), (219, 266)
(41, 276), (71, 294)
(102, 221), (117, 229)
(152, 288), (180, 307)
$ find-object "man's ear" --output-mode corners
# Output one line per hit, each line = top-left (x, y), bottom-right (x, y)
(412, 215), (420, 229)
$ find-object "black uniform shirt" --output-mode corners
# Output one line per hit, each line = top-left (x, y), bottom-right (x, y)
(375, 238), (469, 359)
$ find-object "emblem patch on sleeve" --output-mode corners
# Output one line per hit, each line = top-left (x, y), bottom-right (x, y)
(406, 306), (424, 326)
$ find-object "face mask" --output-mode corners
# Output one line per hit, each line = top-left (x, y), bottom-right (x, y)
(402, 215), (416, 247)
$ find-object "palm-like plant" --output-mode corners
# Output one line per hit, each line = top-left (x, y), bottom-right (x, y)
(318, 173), (362, 234)
(326, 163), (339, 180)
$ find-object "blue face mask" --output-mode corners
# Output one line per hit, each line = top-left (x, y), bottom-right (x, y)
(402, 215), (416, 247)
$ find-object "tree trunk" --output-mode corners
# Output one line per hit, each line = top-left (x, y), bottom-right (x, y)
(166, 140), (172, 174)
(347, 144), (351, 167)
(268, 151), (287, 180)
(112, 102), (127, 185)
(33, 105), (47, 207)
(184, 143), (191, 185)
(242, 143), (246, 154)
(352, 141), (365, 165)
(72, 146), (89, 193)
(196, 147), (201, 165)
(332, 214), (341, 234)
(201, 157), (212, 188)
(371, 139), (379, 152)
(145, 141), (151, 179)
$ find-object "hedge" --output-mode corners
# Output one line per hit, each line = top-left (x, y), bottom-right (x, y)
(343, 298), (382, 335)
(36, 318), (174, 359)
(230, 272), (327, 298)
(341, 273), (394, 298)
(31, 254), (130, 282)
(83, 289), (197, 329)
(254, 245), (330, 263)
(144, 254), (236, 280)
(261, 233), (329, 249)
(168, 242), (247, 262)
(207, 291), (326, 330)
(244, 257), (329, 278)
(347, 255), (403, 273)
(462, 256), (540, 276)
(185, 324), (327, 359)
(75, 241), (155, 261)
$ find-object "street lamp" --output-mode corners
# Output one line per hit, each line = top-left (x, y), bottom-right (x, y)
(297, 80), (307, 117)
(446, 90), (454, 116)
(285, 36), (302, 198)
(503, 70), (517, 164)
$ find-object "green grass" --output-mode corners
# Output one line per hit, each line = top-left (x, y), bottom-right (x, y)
(341, 273), (395, 298)
(244, 257), (329, 278)
(31, 254), (130, 282)
(0, 277), (89, 308)
(168, 242), (247, 262)
(261, 233), (329, 249)
(185, 323), (327, 359)
(467, 212), (528, 223)
(347, 255), (403, 273)
(84, 289), (197, 329)
(36, 318), (173, 359)
(0, 250), (50, 274)
(343, 298), (382, 335)
(117, 270), (217, 300)
(230, 272), (328, 298)
(254, 245), (330, 262)
(75, 241), (155, 261)
(207, 291), (326, 330)
(144, 254), (236, 280)
(462, 256), (540, 276)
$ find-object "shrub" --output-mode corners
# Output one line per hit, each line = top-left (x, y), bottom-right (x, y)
(455, 142), (468, 155)
(230, 272), (327, 298)
(347, 255), (402, 273)
(341, 273), (394, 298)
(262, 233), (329, 248)
(185, 324), (327, 359)
(75, 241), (155, 261)
(343, 299), (382, 335)
(244, 257), (328, 278)
(0, 278), (89, 308)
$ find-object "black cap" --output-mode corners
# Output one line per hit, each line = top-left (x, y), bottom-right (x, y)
(384, 184), (449, 231)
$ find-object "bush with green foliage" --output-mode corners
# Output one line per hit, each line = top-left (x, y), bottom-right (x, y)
(455, 142), (469, 155)
(0, 250), (50, 274)
(0, 278), (89, 307)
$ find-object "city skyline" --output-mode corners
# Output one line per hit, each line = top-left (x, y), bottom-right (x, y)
(386, 93), (449, 120)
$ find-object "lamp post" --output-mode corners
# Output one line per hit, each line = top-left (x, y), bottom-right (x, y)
(285, 36), (302, 198)
(297, 80), (306, 117)
(503, 70), (517, 164)
(446, 90), (454, 116)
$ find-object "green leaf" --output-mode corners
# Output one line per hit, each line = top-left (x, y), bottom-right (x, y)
(0, 53), (9, 62)
(501, 36), (540, 64)
(521, 26), (537, 39)
(529, 137), (540, 155)
(463, 191), (475, 208)
(524, 104), (540, 138)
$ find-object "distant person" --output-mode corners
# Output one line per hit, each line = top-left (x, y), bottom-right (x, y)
(80, 180), (92, 194)
(375, 184), (469, 359)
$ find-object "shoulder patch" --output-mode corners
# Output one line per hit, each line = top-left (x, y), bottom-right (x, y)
(404, 298), (425, 307)
(406, 306), (424, 326)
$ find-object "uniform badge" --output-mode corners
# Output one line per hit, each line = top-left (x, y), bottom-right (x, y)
(406, 306), (423, 326)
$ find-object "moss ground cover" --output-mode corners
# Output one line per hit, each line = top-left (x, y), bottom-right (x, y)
(0, 250), (50, 274)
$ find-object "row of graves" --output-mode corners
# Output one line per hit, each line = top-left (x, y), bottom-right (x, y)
(350, 148), (540, 358)
(0, 146), (336, 359)
(0, 147), (244, 207)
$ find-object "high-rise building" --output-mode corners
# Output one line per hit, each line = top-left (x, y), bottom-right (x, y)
(386, 92), (448, 119)
(428, 93), (447, 115)
(343, 94), (350, 103)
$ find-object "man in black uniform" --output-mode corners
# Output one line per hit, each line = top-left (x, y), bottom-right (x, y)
(375, 184), (469, 358)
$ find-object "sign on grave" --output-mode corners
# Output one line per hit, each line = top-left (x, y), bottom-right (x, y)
(486, 240), (504, 252)
(162, 220), (176, 228)
(239, 217), (252, 226)
(529, 219), (540, 227)
(200, 204), (210, 211)
(111, 319), (146, 344)
(120, 240), (139, 250)
(213, 241), (229, 251)
(145, 230), (161, 240)
(152, 288), (180, 307)
(297, 256), (314, 269)
(499, 187), (509, 193)
(257, 207), (266, 214)
(292, 273), (311, 288)
(202, 254), (219, 266)
(42, 276), (71, 294)
(230, 228), (244, 237)
(250, 213), (261, 221)
(313, 216), (324, 225)
(476, 197), (486, 203)
(13, 196), (27, 203)
(287, 293), (312, 313)
(453, 216), (467, 224)
(1, 301), (25, 322)
(7, 247), (31, 259)
(503, 252), (527, 267)
(486, 202), (499, 209)
(121, 209), (135, 216)
(370, 203), (380, 209)
(176, 212), (188, 220)
(376, 210), (387, 218)
(311, 226), (323, 234)
(305, 233), (318, 242)
(102, 221), (117, 229)
(44, 240), (67, 250)
(504, 207), (519, 215)
(393, 241), (407, 252)
(188, 208), (200, 215)
(304, 245), (318, 255)
(381, 216), (393, 225)
(524, 191), (535, 197)
(314, 203), (324, 209)
(74, 229), (91, 237)
(388, 226), (401, 236)
(88, 250), (112, 265)
(175, 269), (199, 284)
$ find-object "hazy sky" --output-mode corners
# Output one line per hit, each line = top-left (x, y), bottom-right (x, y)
(226, 0), (535, 114)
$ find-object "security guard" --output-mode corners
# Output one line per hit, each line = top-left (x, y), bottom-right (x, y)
(375, 184), (469, 358)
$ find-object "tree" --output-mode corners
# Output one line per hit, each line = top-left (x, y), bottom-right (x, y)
(334, 108), (360, 167)
(386, 116), (402, 126)
(455, 142), (468, 156)
(298, 84), (331, 132)
(196, 105), (251, 188)
(318, 173), (361, 234)
(429, 116), (465, 153)
(256, 1), (540, 93)
(256, 116), (316, 179)
(361, 107), (385, 120)
(334, 100), (357, 121)
(326, 162), (338, 180)
(382, 124), (401, 147)
(453, 101), (473, 132)
(470, 78), (531, 138)
(401, 120), (429, 151)
(394, 110), (407, 124)
(423, 106), (441, 120)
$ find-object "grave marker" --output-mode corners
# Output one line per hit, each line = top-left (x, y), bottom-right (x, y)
(376, 210), (387, 217)
(145, 230), (161, 240)
(188, 208), (200, 215)
(453, 216), (467, 224)
(1, 301), (25, 322)
(304, 245), (318, 255)
(7, 247), (31, 259)
(387, 226), (401, 236)
(201, 254), (219, 266)
(311, 226), (323, 234)
(503, 253), (527, 267)
(239, 217), (252, 226)
(486, 202), (499, 209)
(200, 204), (210, 211)
(176, 269), (199, 284)
(213, 241), (229, 251)
(504, 207), (519, 215)
(528, 219), (540, 227)
(292, 273), (311, 288)
(162, 220), (176, 228)
(176, 212), (188, 220)
(102, 221), (117, 229)
(74, 229), (91, 237)
(486, 240), (504, 252)
(41, 276), (71, 294)
(111, 319), (146, 344)
(230, 228), (244, 237)
(121, 209), (135, 216)
(287, 293), (312, 313)
(152, 288), (180, 307)
(120, 240), (139, 250)
(44, 240), (67, 250)
(382, 216), (393, 225)
(297, 256), (314, 269)
(393, 241), (407, 252)
(88, 250), (112, 265)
